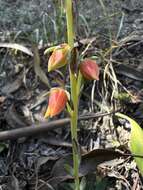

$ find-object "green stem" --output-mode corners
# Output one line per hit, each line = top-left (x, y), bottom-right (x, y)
(65, 0), (74, 47)
(65, 0), (80, 190)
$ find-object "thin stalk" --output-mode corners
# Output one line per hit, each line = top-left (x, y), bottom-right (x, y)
(65, 0), (80, 189)
(65, 0), (74, 47)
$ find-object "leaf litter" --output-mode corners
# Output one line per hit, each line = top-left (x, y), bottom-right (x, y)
(0, 0), (143, 189)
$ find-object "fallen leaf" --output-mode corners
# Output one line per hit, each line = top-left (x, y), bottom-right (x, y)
(114, 64), (143, 81)
(0, 96), (6, 104)
(1, 74), (23, 94)
(32, 45), (51, 88)
(5, 104), (31, 129)
(0, 43), (33, 56)
(48, 148), (124, 187)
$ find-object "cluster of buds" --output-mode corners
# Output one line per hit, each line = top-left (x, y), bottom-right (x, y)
(44, 44), (99, 118)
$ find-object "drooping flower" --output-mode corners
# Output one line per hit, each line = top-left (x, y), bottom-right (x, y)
(79, 59), (99, 80)
(44, 88), (68, 118)
(48, 43), (71, 72)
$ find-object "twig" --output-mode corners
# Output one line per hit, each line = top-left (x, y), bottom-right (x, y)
(123, 153), (143, 159)
(0, 111), (116, 141)
(132, 173), (139, 190)
(116, 149), (143, 159)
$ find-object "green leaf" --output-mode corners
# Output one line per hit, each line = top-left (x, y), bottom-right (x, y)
(64, 163), (74, 176)
(116, 112), (143, 175)
(79, 177), (86, 190)
(44, 46), (57, 55)
(0, 143), (8, 153)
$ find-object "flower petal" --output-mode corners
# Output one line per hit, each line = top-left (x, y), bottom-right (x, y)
(44, 88), (68, 118)
(48, 44), (71, 72)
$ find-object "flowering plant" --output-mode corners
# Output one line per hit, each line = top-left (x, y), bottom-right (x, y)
(44, 1), (99, 189)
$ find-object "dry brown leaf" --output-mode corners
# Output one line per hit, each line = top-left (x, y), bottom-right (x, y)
(33, 45), (51, 88)
(0, 43), (33, 56)
(48, 148), (124, 187)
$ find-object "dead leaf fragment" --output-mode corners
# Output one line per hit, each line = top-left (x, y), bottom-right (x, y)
(0, 96), (6, 104)
(33, 45), (51, 88)
(1, 74), (23, 94)
(0, 43), (33, 56)
(49, 148), (124, 187)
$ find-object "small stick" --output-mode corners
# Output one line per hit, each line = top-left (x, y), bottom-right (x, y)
(0, 111), (116, 141)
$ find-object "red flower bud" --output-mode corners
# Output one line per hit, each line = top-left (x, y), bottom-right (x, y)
(79, 59), (99, 80)
(44, 88), (68, 118)
(48, 43), (71, 72)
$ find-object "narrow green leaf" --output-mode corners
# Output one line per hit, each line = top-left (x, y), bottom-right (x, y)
(44, 46), (57, 55)
(77, 70), (83, 97)
(80, 177), (86, 190)
(66, 102), (73, 116)
(0, 143), (8, 153)
(116, 112), (143, 175)
(64, 164), (74, 176)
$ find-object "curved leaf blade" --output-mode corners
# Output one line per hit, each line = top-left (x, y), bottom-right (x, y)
(0, 43), (33, 56)
(116, 112), (143, 175)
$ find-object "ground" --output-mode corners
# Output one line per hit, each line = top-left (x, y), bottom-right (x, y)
(0, 0), (143, 189)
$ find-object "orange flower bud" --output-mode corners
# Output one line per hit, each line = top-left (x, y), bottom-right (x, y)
(79, 59), (99, 80)
(44, 88), (68, 118)
(48, 43), (71, 72)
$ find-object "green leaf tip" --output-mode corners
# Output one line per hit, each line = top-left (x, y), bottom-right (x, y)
(116, 112), (143, 176)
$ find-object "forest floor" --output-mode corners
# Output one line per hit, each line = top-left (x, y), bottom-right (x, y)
(0, 0), (143, 189)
